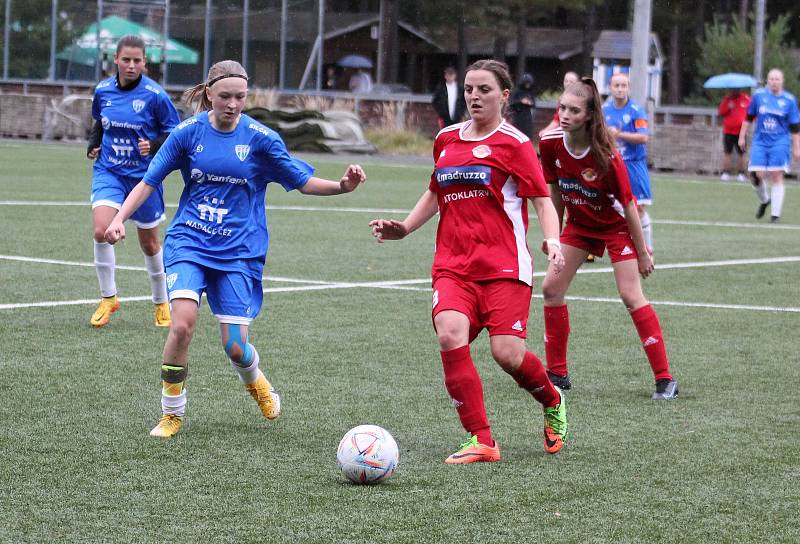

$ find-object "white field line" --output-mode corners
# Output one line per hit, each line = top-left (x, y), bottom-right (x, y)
(1, 254), (799, 313)
(1, 199), (799, 230)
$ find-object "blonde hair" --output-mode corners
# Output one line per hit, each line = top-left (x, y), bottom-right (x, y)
(183, 60), (249, 113)
(562, 78), (617, 175)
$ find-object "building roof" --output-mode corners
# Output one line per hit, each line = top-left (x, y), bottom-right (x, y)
(430, 26), (585, 59)
(591, 30), (663, 61)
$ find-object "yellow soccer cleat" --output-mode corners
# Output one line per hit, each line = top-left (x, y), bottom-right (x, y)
(90, 296), (120, 328)
(149, 414), (183, 438)
(245, 371), (281, 420)
(154, 302), (171, 327)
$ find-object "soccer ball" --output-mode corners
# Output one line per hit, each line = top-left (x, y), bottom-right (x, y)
(336, 425), (399, 484)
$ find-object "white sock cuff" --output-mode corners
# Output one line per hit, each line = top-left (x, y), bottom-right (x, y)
(161, 390), (187, 416)
(144, 248), (165, 274)
(231, 346), (260, 384)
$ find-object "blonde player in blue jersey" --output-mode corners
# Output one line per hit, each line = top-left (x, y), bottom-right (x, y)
(87, 35), (181, 328)
(104, 60), (366, 438)
(738, 68), (800, 223)
(603, 73), (654, 251)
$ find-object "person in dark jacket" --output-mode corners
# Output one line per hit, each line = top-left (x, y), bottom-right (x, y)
(509, 73), (536, 140)
(432, 66), (467, 128)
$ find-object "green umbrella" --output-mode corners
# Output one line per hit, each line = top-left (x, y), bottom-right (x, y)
(57, 15), (198, 66)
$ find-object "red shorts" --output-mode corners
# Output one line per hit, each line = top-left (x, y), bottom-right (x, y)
(431, 275), (532, 341)
(560, 222), (639, 262)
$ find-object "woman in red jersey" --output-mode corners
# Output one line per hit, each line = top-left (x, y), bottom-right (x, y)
(369, 59), (568, 464)
(538, 78), (678, 400)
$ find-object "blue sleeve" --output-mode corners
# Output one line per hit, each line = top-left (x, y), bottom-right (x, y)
(142, 128), (187, 186)
(746, 95), (758, 117)
(157, 93), (181, 134)
(790, 98), (800, 125)
(92, 91), (101, 121)
(263, 136), (314, 191)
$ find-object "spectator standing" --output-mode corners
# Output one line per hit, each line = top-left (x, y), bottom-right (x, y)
(509, 73), (537, 140)
(348, 68), (373, 93)
(718, 89), (751, 181)
(738, 68), (800, 223)
(431, 66), (467, 129)
(539, 71), (580, 138)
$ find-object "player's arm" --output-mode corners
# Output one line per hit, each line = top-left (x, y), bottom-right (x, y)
(613, 128), (648, 144)
(623, 200), (654, 278)
(87, 119), (103, 159)
(530, 195), (565, 271)
(370, 189), (438, 242)
(104, 181), (156, 244)
(297, 164), (366, 195)
(791, 128), (800, 161)
(738, 118), (752, 149)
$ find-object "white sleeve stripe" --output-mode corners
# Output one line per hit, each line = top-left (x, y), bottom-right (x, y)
(498, 124), (529, 143)
(435, 123), (464, 139)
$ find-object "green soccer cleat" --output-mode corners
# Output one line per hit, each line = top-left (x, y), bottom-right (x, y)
(543, 386), (568, 454)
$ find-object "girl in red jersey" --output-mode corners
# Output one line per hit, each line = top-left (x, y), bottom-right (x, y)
(369, 60), (568, 464)
(538, 78), (678, 400)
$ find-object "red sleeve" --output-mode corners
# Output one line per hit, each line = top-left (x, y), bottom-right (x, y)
(509, 141), (549, 198)
(718, 98), (728, 116)
(428, 133), (446, 193)
(608, 154), (634, 206)
(538, 137), (558, 184)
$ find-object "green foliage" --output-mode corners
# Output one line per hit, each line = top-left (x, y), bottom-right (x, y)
(696, 14), (800, 97)
(365, 128), (433, 156)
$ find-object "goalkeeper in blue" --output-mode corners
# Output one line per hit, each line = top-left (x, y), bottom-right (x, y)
(87, 34), (180, 328)
(105, 60), (366, 438)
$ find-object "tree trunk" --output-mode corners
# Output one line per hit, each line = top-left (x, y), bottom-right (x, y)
(669, 24), (681, 103)
(457, 15), (467, 77)
(377, 0), (399, 84)
(739, 0), (749, 28)
(582, 3), (597, 76)
(493, 34), (507, 62)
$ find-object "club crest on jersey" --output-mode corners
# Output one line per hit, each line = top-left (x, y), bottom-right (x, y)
(166, 273), (178, 289)
(581, 168), (598, 181)
(191, 168), (205, 183)
(132, 99), (145, 113)
(472, 145), (491, 159)
(235, 145), (250, 161)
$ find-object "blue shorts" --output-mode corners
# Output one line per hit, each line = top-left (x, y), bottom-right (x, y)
(165, 261), (263, 325)
(749, 141), (791, 172)
(91, 164), (165, 228)
(624, 159), (652, 205)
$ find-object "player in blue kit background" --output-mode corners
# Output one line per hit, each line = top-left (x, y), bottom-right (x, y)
(603, 73), (655, 252)
(738, 68), (800, 223)
(87, 35), (180, 328)
(105, 60), (366, 438)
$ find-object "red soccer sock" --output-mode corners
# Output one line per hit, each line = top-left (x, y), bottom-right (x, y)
(543, 304), (570, 377)
(506, 351), (560, 408)
(440, 345), (493, 446)
(630, 304), (672, 381)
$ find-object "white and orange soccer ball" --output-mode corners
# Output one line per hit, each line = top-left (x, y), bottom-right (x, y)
(336, 425), (399, 484)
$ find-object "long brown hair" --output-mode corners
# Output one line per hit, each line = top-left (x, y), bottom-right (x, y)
(183, 60), (249, 113)
(465, 59), (513, 115)
(562, 78), (617, 175)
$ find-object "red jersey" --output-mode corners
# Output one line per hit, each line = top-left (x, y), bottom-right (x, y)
(428, 120), (549, 286)
(538, 128), (634, 232)
(718, 92), (751, 135)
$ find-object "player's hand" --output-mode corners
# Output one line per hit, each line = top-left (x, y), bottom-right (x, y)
(608, 126), (619, 137)
(340, 164), (366, 193)
(541, 239), (565, 273)
(87, 147), (100, 160)
(369, 219), (408, 242)
(138, 138), (151, 156)
(637, 252), (654, 278)
(738, 136), (746, 150)
(104, 220), (126, 245)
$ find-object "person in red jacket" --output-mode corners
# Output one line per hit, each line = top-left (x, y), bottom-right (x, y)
(718, 90), (751, 181)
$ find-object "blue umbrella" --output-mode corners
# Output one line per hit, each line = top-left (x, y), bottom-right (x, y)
(337, 54), (373, 69)
(703, 73), (759, 89)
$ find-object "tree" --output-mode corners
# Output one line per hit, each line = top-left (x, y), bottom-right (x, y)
(1, 0), (77, 79)
(695, 14), (799, 98)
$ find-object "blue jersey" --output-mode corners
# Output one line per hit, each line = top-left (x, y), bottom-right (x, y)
(142, 111), (313, 279)
(92, 75), (180, 178)
(747, 88), (800, 146)
(603, 98), (649, 162)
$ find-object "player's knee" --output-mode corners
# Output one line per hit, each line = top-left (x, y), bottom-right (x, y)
(93, 226), (108, 243)
(224, 325), (253, 366)
(619, 290), (645, 310)
(491, 344), (522, 371)
(541, 281), (563, 304)
(170, 319), (195, 345)
(139, 236), (161, 256)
